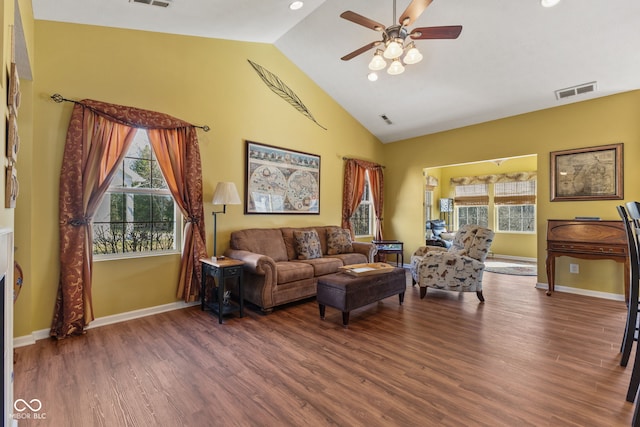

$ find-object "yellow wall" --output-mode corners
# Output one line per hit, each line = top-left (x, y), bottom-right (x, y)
(10, 15), (640, 338)
(383, 90), (640, 296)
(15, 20), (383, 336)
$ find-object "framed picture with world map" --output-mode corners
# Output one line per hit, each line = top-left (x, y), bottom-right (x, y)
(245, 141), (320, 214)
(550, 143), (623, 201)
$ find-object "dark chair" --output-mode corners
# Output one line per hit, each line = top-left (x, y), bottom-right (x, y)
(425, 219), (453, 249)
(621, 202), (640, 404)
(617, 205), (639, 368)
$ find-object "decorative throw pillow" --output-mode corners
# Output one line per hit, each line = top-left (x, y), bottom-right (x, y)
(294, 230), (323, 260)
(326, 227), (353, 255)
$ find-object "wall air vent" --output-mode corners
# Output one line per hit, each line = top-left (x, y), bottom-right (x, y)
(380, 114), (393, 125)
(130, 0), (171, 7)
(554, 81), (597, 100)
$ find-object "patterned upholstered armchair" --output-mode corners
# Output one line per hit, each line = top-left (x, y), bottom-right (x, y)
(410, 224), (495, 302)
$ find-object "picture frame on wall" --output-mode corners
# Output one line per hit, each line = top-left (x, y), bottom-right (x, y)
(550, 143), (623, 201)
(245, 140), (320, 214)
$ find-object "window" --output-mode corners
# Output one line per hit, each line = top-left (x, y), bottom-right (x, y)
(92, 130), (181, 257)
(351, 171), (374, 237)
(454, 184), (489, 229)
(495, 180), (536, 233)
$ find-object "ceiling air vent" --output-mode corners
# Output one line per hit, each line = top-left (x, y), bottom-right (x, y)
(130, 0), (171, 7)
(380, 114), (393, 125)
(554, 81), (597, 100)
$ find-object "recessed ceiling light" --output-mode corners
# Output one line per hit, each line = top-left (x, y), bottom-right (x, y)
(367, 72), (378, 82)
(540, 0), (561, 7)
(289, 1), (304, 10)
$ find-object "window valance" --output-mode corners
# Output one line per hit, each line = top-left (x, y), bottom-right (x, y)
(450, 171), (536, 186)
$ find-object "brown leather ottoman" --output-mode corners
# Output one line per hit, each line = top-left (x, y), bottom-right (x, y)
(317, 268), (406, 326)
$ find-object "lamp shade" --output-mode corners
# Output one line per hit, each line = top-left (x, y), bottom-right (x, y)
(212, 182), (241, 205)
(387, 59), (405, 75)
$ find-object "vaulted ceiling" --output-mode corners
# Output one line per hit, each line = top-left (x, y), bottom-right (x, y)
(32, 0), (640, 143)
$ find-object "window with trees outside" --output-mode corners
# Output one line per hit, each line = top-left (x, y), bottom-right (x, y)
(495, 180), (536, 233)
(351, 171), (373, 237)
(92, 130), (181, 257)
(455, 183), (489, 229)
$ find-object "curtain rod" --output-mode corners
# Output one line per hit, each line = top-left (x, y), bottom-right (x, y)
(50, 93), (210, 132)
(342, 156), (385, 168)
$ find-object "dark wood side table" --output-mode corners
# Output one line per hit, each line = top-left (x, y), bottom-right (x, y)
(372, 240), (404, 267)
(200, 258), (245, 324)
(546, 219), (628, 302)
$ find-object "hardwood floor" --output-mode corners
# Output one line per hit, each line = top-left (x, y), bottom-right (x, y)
(13, 271), (636, 426)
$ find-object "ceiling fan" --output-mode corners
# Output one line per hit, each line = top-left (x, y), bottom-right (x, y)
(340, 0), (462, 76)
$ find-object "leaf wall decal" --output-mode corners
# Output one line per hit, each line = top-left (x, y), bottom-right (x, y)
(248, 60), (327, 130)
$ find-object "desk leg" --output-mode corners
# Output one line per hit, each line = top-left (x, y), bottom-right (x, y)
(546, 255), (555, 296)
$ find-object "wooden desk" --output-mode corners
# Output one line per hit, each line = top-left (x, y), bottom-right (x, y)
(546, 219), (629, 301)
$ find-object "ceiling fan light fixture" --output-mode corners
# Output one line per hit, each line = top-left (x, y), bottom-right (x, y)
(383, 40), (404, 59)
(387, 59), (405, 75)
(403, 44), (423, 65)
(368, 50), (387, 71)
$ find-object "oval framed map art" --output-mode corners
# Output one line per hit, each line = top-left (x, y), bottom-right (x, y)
(245, 141), (320, 214)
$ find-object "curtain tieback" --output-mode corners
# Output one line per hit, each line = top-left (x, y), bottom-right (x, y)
(187, 216), (200, 224)
(69, 216), (91, 226)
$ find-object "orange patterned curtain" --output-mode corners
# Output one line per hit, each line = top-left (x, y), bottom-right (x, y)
(147, 127), (207, 302)
(52, 100), (207, 339)
(341, 158), (384, 239)
(368, 166), (384, 240)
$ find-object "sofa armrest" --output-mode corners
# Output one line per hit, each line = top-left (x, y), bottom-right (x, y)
(352, 242), (377, 263)
(412, 245), (448, 258)
(224, 249), (276, 278)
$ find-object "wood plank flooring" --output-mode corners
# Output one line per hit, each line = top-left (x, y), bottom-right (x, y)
(13, 271), (636, 426)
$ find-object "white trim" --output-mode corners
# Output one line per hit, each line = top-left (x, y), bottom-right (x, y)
(535, 282), (625, 301)
(13, 300), (199, 348)
(490, 254), (537, 263)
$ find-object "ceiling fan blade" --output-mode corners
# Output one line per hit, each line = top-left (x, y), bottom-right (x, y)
(399, 0), (433, 26)
(341, 41), (381, 61)
(410, 25), (463, 40)
(340, 11), (386, 32)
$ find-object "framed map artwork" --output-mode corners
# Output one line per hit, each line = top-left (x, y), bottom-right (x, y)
(550, 143), (623, 201)
(245, 141), (320, 214)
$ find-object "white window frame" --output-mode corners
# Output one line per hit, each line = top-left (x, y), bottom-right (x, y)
(353, 171), (374, 238)
(93, 130), (182, 260)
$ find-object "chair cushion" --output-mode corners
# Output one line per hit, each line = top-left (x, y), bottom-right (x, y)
(326, 227), (353, 255)
(294, 230), (323, 260)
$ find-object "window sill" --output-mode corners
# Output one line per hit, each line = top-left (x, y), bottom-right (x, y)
(94, 250), (181, 262)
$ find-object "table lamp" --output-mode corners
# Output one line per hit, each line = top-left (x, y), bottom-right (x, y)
(212, 182), (241, 256)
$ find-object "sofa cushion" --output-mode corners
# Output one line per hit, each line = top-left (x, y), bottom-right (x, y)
(326, 227), (353, 255)
(296, 257), (343, 276)
(276, 261), (315, 284)
(325, 252), (368, 266)
(229, 228), (288, 262)
(294, 230), (323, 260)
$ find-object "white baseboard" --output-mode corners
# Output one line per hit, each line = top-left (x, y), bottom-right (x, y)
(489, 254), (537, 263)
(14, 300), (199, 348)
(534, 282), (625, 301)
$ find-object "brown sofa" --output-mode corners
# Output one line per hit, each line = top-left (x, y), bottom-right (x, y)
(224, 226), (377, 313)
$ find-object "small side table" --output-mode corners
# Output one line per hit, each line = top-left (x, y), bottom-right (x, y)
(372, 240), (404, 267)
(200, 258), (245, 324)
